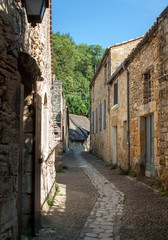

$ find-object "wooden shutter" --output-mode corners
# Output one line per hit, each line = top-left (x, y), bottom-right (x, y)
(96, 108), (98, 133)
(99, 103), (102, 131)
(104, 99), (106, 129)
(114, 82), (118, 105)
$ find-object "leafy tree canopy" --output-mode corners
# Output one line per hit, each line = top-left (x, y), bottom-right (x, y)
(52, 32), (104, 117)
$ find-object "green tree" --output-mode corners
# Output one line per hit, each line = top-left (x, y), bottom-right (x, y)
(52, 32), (104, 116)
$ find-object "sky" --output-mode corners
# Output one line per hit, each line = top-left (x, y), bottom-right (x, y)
(52, 0), (168, 49)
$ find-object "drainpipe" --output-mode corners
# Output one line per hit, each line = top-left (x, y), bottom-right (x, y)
(89, 87), (92, 153)
(122, 62), (130, 172)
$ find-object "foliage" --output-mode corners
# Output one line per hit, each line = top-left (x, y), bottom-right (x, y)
(118, 166), (128, 175)
(52, 32), (104, 116)
(56, 168), (65, 173)
(47, 194), (55, 206)
(129, 170), (137, 178)
(55, 182), (60, 193)
(109, 163), (118, 170)
(47, 182), (60, 206)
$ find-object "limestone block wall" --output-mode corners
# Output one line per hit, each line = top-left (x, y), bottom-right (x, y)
(0, 0), (60, 238)
(91, 38), (141, 164)
(110, 37), (143, 75)
(158, 10), (168, 189)
(0, 1), (24, 238)
(91, 67), (109, 162)
(108, 72), (128, 168)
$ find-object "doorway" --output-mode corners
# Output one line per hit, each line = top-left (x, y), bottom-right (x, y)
(145, 115), (155, 177)
(113, 126), (118, 164)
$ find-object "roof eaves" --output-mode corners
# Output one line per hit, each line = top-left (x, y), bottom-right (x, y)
(106, 64), (124, 85)
(90, 37), (143, 88)
(107, 14), (162, 84)
(90, 47), (110, 88)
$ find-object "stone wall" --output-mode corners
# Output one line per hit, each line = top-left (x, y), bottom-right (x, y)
(108, 72), (128, 168)
(127, 8), (168, 178)
(0, 1), (24, 238)
(158, 10), (168, 189)
(128, 31), (160, 176)
(91, 7), (168, 181)
(91, 38), (141, 164)
(0, 0), (61, 239)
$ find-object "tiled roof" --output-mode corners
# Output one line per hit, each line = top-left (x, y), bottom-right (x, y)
(69, 114), (90, 132)
(69, 129), (86, 141)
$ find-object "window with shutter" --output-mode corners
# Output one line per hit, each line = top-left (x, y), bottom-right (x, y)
(99, 103), (102, 131)
(104, 64), (107, 82)
(114, 81), (118, 105)
(104, 99), (106, 129)
(143, 71), (152, 104)
(96, 108), (98, 133)
(108, 86), (110, 112)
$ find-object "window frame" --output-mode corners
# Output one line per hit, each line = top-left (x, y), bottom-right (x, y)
(143, 71), (152, 104)
(113, 80), (118, 106)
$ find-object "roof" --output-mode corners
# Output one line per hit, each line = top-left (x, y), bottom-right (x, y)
(69, 129), (86, 141)
(69, 114), (90, 132)
(107, 6), (168, 84)
(90, 36), (142, 88)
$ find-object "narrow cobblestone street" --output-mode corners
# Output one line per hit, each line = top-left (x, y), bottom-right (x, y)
(33, 151), (168, 240)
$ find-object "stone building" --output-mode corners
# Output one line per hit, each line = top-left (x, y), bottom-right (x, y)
(69, 114), (90, 151)
(90, 7), (168, 188)
(0, 0), (63, 239)
(90, 37), (142, 164)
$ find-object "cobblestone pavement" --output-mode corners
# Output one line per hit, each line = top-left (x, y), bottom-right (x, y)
(32, 151), (168, 240)
(82, 152), (168, 240)
(75, 152), (124, 240)
(32, 152), (98, 240)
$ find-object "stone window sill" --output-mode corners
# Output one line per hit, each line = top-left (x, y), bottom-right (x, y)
(111, 104), (119, 111)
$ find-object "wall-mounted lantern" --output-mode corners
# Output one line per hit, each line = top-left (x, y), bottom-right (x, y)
(81, 93), (85, 100)
(21, 0), (49, 27)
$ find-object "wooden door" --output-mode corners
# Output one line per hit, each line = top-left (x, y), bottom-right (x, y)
(146, 115), (155, 176)
(113, 126), (118, 164)
(33, 93), (42, 234)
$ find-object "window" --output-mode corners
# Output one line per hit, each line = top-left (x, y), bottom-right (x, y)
(100, 103), (102, 131)
(143, 71), (151, 104)
(114, 81), (118, 105)
(93, 109), (97, 133)
(108, 86), (110, 112)
(96, 108), (98, 132)
(104, 99), (106, 129)
(104, 63), (107, 82)
(100, 100), (106, 131)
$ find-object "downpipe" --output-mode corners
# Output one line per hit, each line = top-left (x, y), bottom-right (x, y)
(122, 62), (130, 172)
